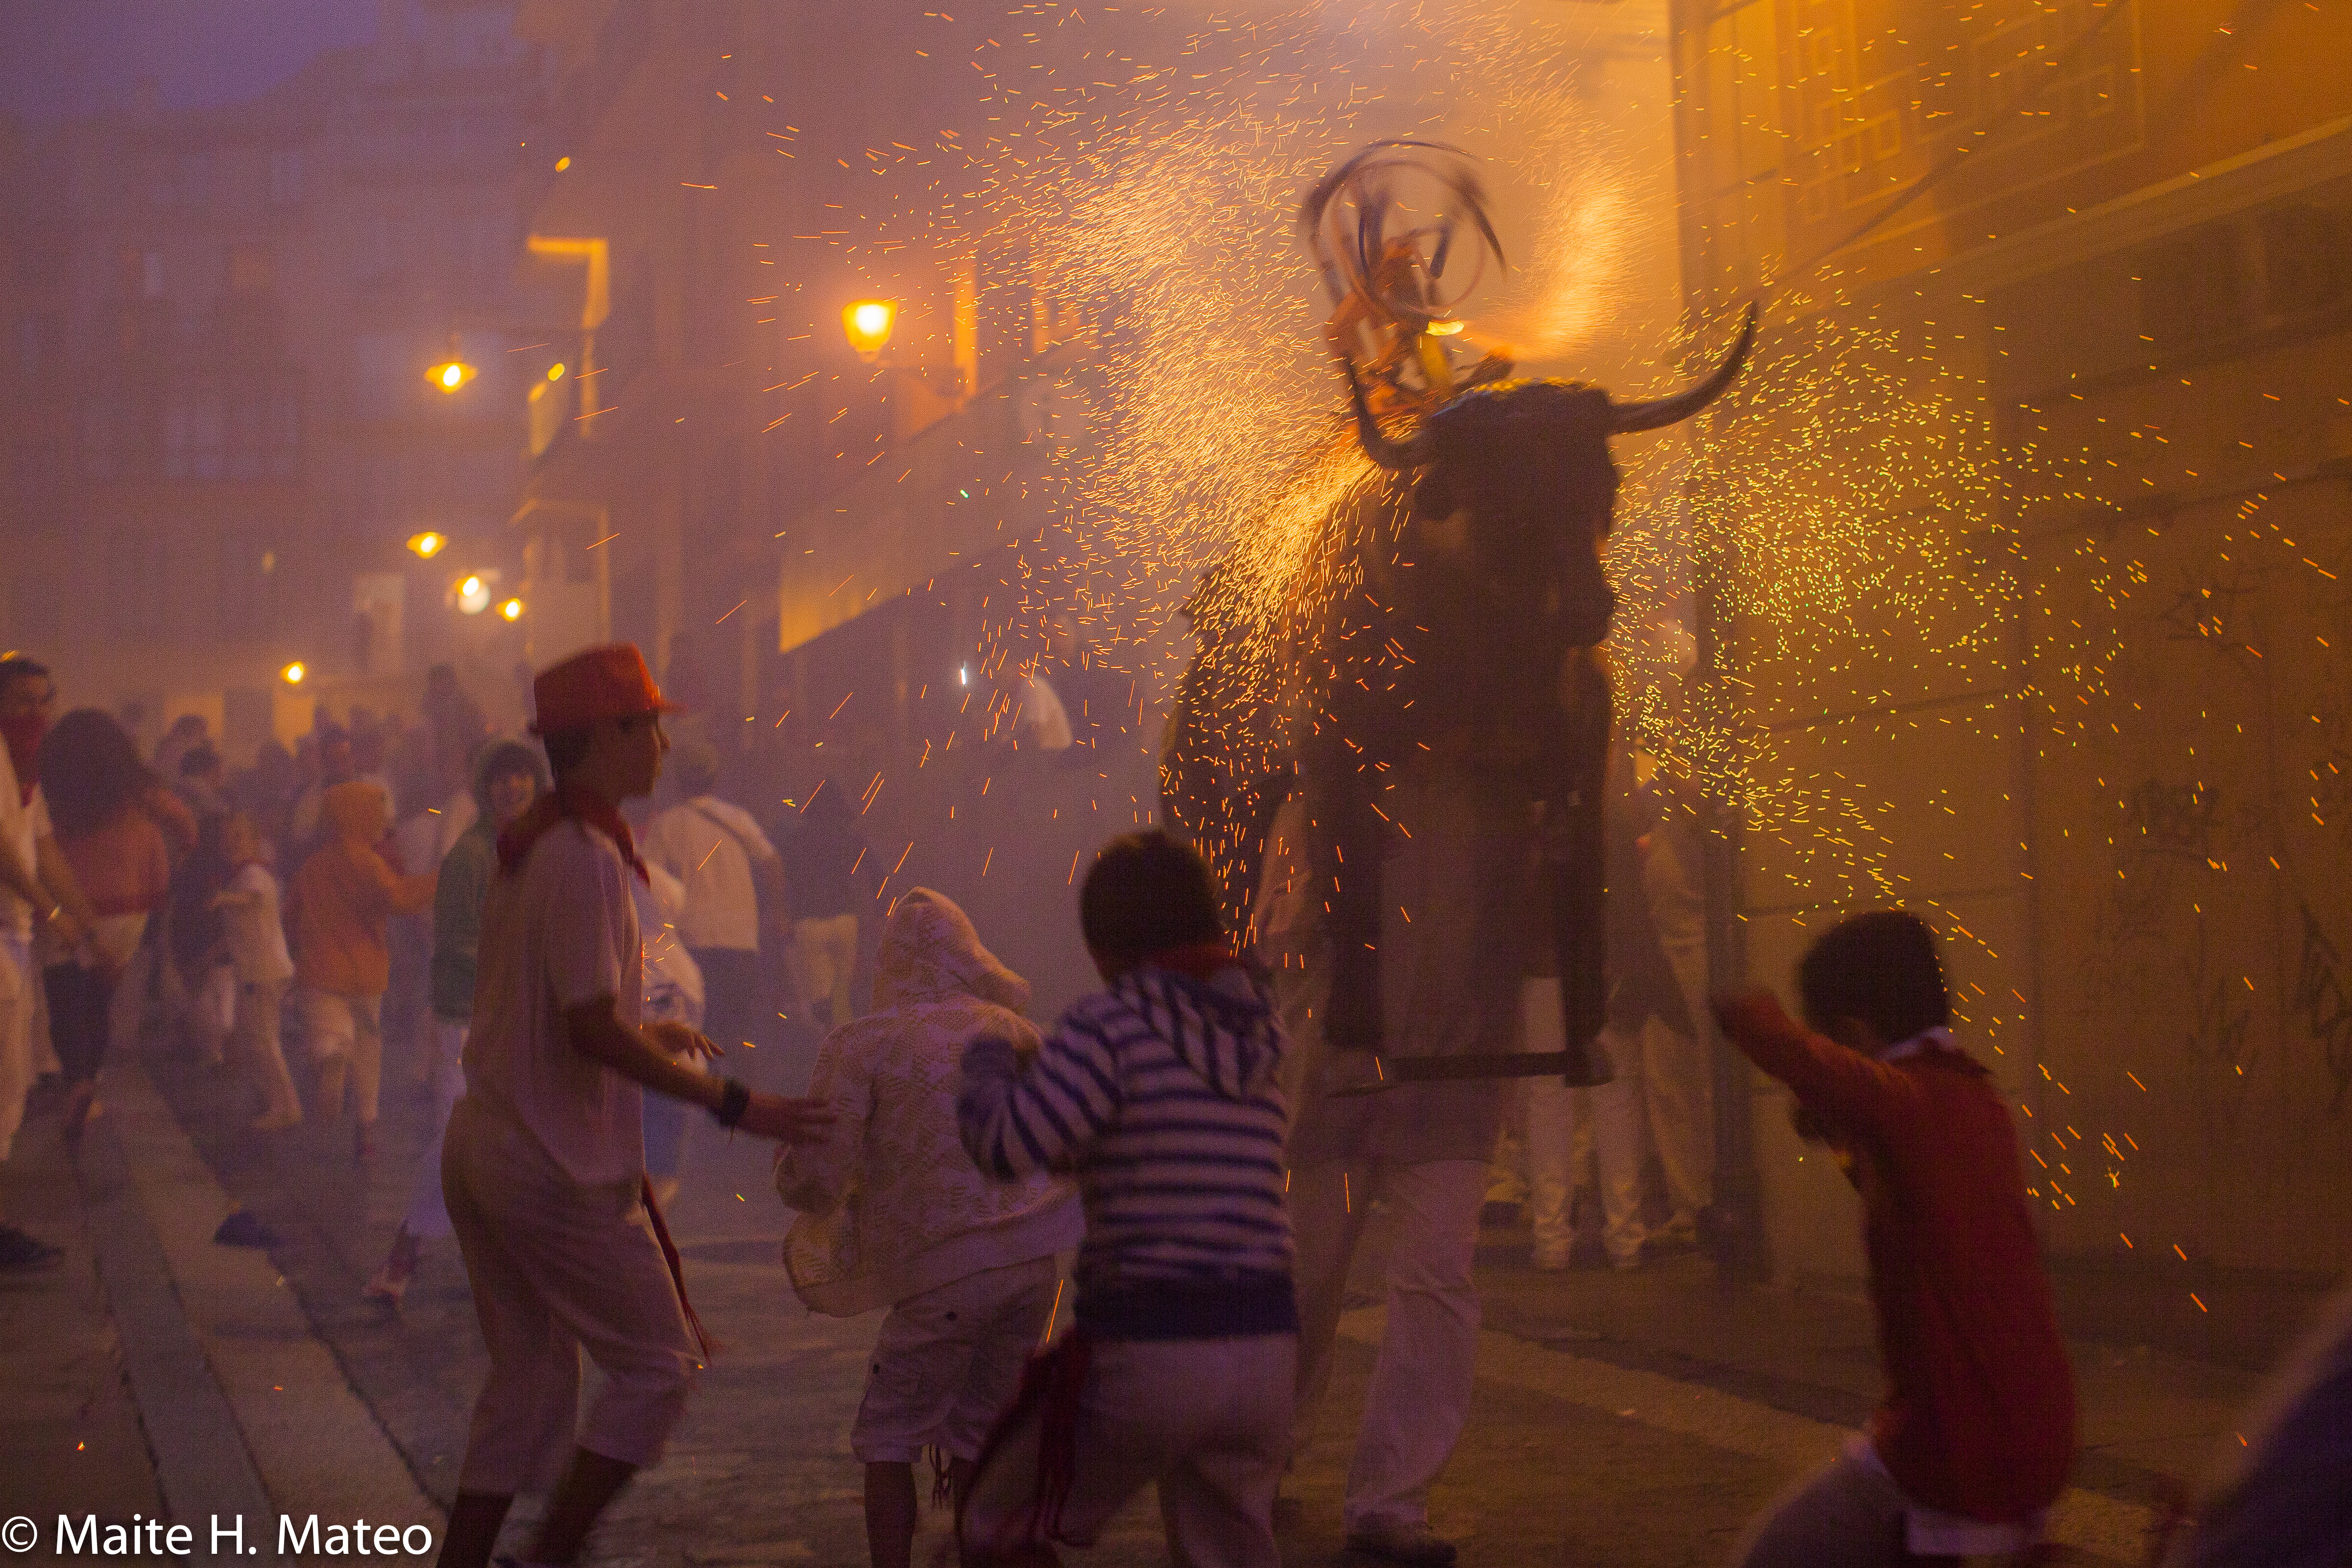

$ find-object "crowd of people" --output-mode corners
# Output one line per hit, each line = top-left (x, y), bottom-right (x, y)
(1, 641), (2345, 1568)
(0, 652), (865, 1273)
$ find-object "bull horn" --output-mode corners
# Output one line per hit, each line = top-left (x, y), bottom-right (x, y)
(1344, 358), (1429, 470)
(1608, 302), (1759, 435)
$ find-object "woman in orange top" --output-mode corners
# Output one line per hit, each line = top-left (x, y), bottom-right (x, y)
(288, 780), (434, 1161)
(38, 710), (172, 1143)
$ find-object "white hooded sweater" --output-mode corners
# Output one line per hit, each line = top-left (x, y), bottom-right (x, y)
(776, 887), (1078, 1315)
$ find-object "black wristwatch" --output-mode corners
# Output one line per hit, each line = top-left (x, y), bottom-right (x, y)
(712, 1077), (751, 1129)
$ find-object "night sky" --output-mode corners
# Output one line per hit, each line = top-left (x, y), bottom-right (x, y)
(0, 0), (374, 124)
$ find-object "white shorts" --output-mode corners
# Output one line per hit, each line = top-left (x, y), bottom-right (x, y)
(852, 1255), (1060, 1464)
(295, 988), (379, 1059)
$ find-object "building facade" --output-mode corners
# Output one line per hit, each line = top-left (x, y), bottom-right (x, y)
(2, 0), (546, 753)
(1667, 0), (2352, 1292)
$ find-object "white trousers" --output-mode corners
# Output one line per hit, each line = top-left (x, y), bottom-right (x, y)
(441, 1095), (697, 1493)
(1289, 1157), (1486, 1532)
(961, 1332), (1295, 1568)
(1520, 976), (1714, 1264)
(791, 912), (858, 1024)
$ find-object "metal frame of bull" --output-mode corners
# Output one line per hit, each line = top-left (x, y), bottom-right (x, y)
(1162, 142), (1756, 1094)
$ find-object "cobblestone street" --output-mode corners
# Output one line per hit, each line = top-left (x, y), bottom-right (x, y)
(1, 1031), (2265, 1567)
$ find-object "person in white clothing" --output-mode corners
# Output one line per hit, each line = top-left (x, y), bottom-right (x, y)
(775, 886), (1078, 1568)
(641, 740), (791, 1065)
(213, 812), (301, 1129)
(0, 656), (101, 1272)
(437, 645), (833, 1568)
(636, 861), (704, 1211)
(1525, 749), (1713, 1270)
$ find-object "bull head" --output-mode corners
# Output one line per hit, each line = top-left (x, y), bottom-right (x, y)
(1346, 302), (1759, 470)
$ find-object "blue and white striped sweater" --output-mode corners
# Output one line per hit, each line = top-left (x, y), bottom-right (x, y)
(958, 963), (1294, 1334)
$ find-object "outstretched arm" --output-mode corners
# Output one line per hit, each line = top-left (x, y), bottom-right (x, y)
(957, 1018), (1119, 1179)
(564, 994), (833, 1145)
(1713, 990), (1909, 1133)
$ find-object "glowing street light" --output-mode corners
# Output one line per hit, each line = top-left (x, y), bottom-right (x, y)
(499, 597), (526, 622)
(281, 662), (306, 685)
(407, 531), (447, 559)
(546, 363), (566, 381)
(842, 299), (896, 360)
(427, 333), (477, 394)
(456, 574), (493, 615)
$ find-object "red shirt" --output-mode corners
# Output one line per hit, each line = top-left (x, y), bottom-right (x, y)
(1719, 996), (2076, 1521)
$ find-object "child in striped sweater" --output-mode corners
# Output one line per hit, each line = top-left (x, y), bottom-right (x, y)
(956, 830), (1295, 1568)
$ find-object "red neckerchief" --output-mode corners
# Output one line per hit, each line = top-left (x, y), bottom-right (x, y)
(496, 781), (649, 883)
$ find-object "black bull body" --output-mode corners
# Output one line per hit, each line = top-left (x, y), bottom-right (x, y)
(1161, 307), (1755, 1083)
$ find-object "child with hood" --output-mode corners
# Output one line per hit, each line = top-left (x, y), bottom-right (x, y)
(955, 832), (1296, 1568)
(288, 778), (435, 1162)
(213, 812), (301, 1129)
(777, 886), (1078, 1568)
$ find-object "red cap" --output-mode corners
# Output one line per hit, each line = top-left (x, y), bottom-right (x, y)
(528, 643), (679, 734)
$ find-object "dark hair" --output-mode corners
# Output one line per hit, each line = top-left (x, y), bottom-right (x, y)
(539, 725), (594, 778)
(180, 744), (221, 778)
(471, 738), (550, 816)
(1080, 830), (1222, 963)
(40, 708), (157, 838)
(0, 656), (49, 699)
(1797, 909), (1950, 1045)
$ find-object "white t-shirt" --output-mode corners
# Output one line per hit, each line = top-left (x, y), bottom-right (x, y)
(462, 818), (646, 1186)
(1020, 672), (1073, 751)
(642, 796), (776, 954)
(391, 809), (443, 883)
(222, 863), (295, 985)
(0, 749), (48, 939)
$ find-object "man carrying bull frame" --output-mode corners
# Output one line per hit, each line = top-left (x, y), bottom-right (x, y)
(436, 645), (832, 1568)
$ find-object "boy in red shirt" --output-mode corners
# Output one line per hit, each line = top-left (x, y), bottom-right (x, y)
(1714, 909), (2075, 1566)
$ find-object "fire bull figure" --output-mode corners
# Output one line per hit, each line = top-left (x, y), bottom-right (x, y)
(1165, 293), (1754, 1110)
(1159, 145), (1757, 1549)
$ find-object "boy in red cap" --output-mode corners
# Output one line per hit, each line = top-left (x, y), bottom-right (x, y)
(1714, 909), (2075, 1568)
(438, 644), (834, 1568)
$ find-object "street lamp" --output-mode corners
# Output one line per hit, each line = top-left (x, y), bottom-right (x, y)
(456, 574), (493, 615)
(407, 531), (447, 559)
(281, 662), (306, 685)
(499, 597), (526, 622)
(842, 299), (896, 360)
(427, 333), (477, 394)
